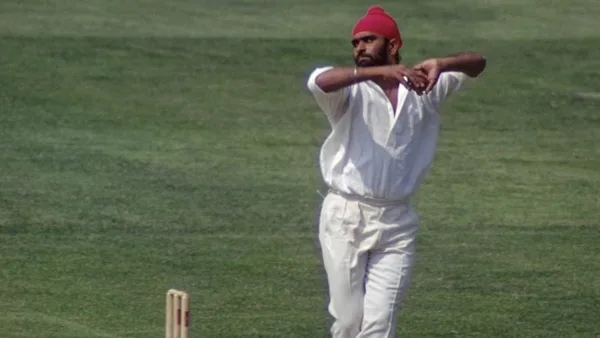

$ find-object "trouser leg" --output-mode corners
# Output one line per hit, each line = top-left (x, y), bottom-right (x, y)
(318, 193), (367, 338)
(358, 243), (416, 338)
(357, 201), (418, 338)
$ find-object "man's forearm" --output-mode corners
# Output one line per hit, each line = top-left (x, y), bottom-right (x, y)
(437, 52), (486, 78)
(314, 67), (381, 93)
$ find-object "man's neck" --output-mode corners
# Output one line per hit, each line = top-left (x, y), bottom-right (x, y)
(374, 78), (399, 92)
(373, 61), (400, 90)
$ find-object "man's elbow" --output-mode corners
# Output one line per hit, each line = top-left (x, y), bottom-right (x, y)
(307, 70), (333, 94)
(314, 73), (336, 93)
(468, 55), (487, 78)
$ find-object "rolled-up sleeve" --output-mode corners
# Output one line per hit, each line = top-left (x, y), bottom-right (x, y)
(307, 67), (351, 126)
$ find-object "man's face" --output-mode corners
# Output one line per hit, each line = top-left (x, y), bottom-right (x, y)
(352, 32), (389, 67)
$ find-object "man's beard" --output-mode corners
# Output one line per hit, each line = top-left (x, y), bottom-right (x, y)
(354, 44), (388, 67)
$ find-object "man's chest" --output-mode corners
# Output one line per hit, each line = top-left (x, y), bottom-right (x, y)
(355, 91), (426, 143)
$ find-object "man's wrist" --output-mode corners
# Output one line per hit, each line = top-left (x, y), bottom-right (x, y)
(355, 66), (382, 81)
(436, 57), (452, 72)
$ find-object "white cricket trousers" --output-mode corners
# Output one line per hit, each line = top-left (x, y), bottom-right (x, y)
(318, 190), (418, 338)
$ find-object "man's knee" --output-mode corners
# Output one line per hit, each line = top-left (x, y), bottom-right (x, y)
(330, 301), (363, 328)
(336, 313), (362, 331)
(329, 299), (363, 337)
(331, 318), (361, 338)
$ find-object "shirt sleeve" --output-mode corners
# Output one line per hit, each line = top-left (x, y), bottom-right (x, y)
(306, 66), (351, 126)
(425, 71), (475, 110)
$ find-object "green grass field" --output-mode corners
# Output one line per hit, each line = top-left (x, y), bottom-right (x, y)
(1, 0), (599, 337)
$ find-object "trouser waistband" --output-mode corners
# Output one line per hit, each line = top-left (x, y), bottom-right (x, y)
(328, 188), (408, 207)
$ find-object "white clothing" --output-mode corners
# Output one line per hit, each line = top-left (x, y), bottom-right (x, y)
(307, 66), (476, 337)
(319, 191), (417, 338)
(307, 67), (473, 201)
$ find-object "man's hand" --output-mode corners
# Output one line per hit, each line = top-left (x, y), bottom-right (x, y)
(413, 52), (487, 93)
(412, 59), (442, 94)
(374, 64), (428, 93)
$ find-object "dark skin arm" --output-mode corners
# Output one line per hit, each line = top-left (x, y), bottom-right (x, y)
(438, 52), (487, 77)
(314, 64), (428, 93)
(413, 52), (487, 93)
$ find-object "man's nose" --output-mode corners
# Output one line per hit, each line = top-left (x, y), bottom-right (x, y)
(355, 42), (366, 53)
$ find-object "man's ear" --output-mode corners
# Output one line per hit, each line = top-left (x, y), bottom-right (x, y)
(388, 38), (401, 57)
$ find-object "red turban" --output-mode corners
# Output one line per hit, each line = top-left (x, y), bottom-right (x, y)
(352, 6), (403, 49)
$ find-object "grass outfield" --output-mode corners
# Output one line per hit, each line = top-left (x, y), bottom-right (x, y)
(1, 0), (599, 337)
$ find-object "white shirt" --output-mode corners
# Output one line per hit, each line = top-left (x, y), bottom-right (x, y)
(306, 66), (474, 201)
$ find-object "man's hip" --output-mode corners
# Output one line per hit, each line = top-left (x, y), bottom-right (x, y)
(318, 189), (418, 251)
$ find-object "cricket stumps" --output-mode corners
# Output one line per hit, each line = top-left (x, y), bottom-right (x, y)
(165, 289), (190, 338)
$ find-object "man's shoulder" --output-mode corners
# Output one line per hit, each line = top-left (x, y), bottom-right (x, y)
(306, 66), (359, 99)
